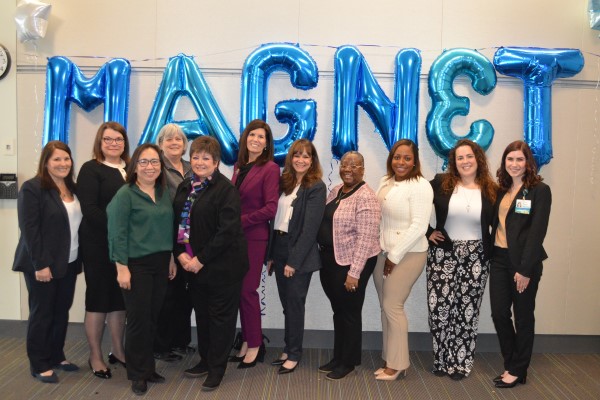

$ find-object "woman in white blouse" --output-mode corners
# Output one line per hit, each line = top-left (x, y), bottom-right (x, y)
(373, 139), (433, 381)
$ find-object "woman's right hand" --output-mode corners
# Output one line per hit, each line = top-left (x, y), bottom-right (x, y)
(429, 230), (445, 245)
(35, 267), (53, 283)
(116, 263), (131, 290)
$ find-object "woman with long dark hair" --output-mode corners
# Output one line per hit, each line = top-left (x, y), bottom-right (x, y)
(490, 140), (551, 389)
(13, 141), (82, 383)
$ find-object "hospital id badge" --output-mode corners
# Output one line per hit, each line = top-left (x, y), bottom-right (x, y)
(515, 199), (531, 214)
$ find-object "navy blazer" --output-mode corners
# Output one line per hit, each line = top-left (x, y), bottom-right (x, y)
(285, 180), (326, 273)
(173, 170), (249, 285)
(491, 182), (552, 277)
(427, 174), (495, 259)
(13, 177), (81, 278)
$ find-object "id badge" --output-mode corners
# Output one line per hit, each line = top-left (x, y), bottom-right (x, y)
(515, 199), (531, 214)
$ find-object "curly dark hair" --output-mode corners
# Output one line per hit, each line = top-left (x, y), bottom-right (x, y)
(280, 139), (322, 195)
(441, 139), (497, 203)
(496, 140), (543, 190)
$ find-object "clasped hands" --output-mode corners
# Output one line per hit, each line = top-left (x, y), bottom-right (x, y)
(178, 253), (203, 274)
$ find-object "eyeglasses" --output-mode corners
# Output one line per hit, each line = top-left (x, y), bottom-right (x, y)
(103, 137), (125, 145)
(137, 159), (161, 167)
(340, 164), (363, 171)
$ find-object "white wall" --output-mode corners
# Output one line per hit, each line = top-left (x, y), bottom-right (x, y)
(4, 0), (600, 334)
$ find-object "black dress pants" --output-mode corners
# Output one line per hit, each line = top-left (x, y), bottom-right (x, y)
(121, 252), (170, 381)
(319, 248), (376, 367)
(188, 276), (242, 381)
(490, 247), (542, 378)
(23, 262), (78, 374)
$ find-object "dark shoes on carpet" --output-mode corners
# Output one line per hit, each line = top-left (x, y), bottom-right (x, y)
(32, 371), (58, 383)
(201, 375), (222, 391)
(147, 372), (165, 383)
(108, 352), (127, 368)
(184, 362), (209, 378)
(318, 359), (339, 373)
(326, 365), (355, 380)
(131, 380), (147, 395)
(54, 361), (79, 372)
(153, 352), (182, 362)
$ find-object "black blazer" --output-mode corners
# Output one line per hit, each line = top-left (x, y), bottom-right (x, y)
(427, 174), (495, 258)
(285, 180), (326, 273)
(173, 170), (249, 285)
(13, 177), (81, 278)
(491, 182), (552, 277)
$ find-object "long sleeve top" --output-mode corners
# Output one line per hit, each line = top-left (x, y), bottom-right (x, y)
(376, 176), (433, 265)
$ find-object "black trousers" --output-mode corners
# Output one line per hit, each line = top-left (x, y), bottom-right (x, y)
(490, 247), (542, 378)
(273, 234), (313, 362)
(23, 262), (78, 374)
(319, 248), (376, 367)
(121, 252), (170, 381)
(154, 263), (193, 353)
(188, 277), (242, 381)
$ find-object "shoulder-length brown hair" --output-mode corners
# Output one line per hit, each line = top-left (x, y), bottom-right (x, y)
(92, 121), (131, 164)
(237, 119), (274, 167)
(37, 140), (77, 193)
(126, 143), (165, 187)
(441, 139), (497, 203)
(496, 140), (543, 190)
(281, 139), (322, 195)
(385, 139), (423, 181)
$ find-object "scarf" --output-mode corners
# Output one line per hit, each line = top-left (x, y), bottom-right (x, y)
(177, 174), (210, 246)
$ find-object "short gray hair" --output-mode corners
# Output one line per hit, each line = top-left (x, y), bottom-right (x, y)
(156, 123), (189, 150)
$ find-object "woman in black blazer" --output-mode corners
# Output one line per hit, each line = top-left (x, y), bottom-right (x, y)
(490, 140), (551, 388)
(426, 139), (497, 380)
(13, 141), (83, 383)
(269, 139), (326, 374)
(173, 136), (249, 392)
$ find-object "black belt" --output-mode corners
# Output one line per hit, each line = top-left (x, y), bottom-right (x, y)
(274, 230), (288, 236)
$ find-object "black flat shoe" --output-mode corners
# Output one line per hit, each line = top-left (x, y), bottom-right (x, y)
(132, 380), (147, 395)
(237, 343), (266, 369)
(184, 362), (209, 378)
(55, 361), (79, 371)
(88, 360), (112, 379)
(147, 372), (165, 383)
(326, 365), (354, 380)
(318, 359), (339, 373)
(271, 357), (287, 366)
(108, 352), (126, 368)
(201, 375), (222, 391)
(278, 363), (298, 374)
(32, 371), (58, 383)
(495, 376), (526, 388)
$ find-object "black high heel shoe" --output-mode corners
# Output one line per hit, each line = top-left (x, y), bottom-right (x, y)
(108, 353), (126, 368)
(495, 375), (526, 388)
(88, 360), (112, 379)
(278, 362), (298, 374)
(492, 374), (504, 383)
(228, 353), (245, 362)
(237, 343), (266, 369)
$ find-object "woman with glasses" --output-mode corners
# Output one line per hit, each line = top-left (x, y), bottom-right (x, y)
(316, 151), (381, 380)
(78, 122), (130, 379)
(107, 144), (174, 395)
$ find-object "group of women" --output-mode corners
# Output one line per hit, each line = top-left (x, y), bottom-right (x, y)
(13, 118), (551, 394)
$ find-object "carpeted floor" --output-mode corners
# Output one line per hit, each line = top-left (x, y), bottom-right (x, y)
(0, 321), (598, 400)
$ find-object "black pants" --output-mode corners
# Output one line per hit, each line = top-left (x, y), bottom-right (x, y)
(273, 234), (313, 362)
(154, 263), (193, 353)
(121, 252), (170, 381)
(189, 277), (242, 381)
(490, 247), (542, 378)
(23, 262), (78, 374)
(319, 248), (376, 367)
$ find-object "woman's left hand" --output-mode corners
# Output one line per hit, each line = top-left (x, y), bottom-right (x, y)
(345, 276), (359, 292)
(383, 258), (396, 277)
(284, 265), (295, 278)
(35, 267), (53, 283)
(186, 256), (203, 274)
(168, 257), (177, 280)
(514, 272), (530, 293)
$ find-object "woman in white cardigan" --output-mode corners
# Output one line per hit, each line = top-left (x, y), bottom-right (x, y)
(373, 139), (433, 381)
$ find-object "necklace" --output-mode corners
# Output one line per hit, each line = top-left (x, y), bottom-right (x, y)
(60, 191), (72, 200)
(459, 185), (476, 212)
(335, 182), (363, 204)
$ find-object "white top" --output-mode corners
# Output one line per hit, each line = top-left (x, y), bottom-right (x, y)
(445, 186), (482, 240)
(63, 195), (83, 263)
(273, 184), (301, 233)
(376, 176), (433, 264)
(102, 159), (127, 180)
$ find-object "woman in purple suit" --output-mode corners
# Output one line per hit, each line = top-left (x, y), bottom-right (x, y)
(229, 120), (280, 368)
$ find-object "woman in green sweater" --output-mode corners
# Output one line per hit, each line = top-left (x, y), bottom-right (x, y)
(107, 143), (175, 395)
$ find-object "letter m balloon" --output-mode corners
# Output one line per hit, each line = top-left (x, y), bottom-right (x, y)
(43, 57), (131, 145)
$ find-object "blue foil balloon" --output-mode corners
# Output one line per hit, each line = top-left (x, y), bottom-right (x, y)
(426, 48), (497, 168)
(332, 46), (421, 160)
(43, 56), (131, 145)
(240, 43), (319, 165)
(139, 54), (239, 165)
(493, 47), (584, 168)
